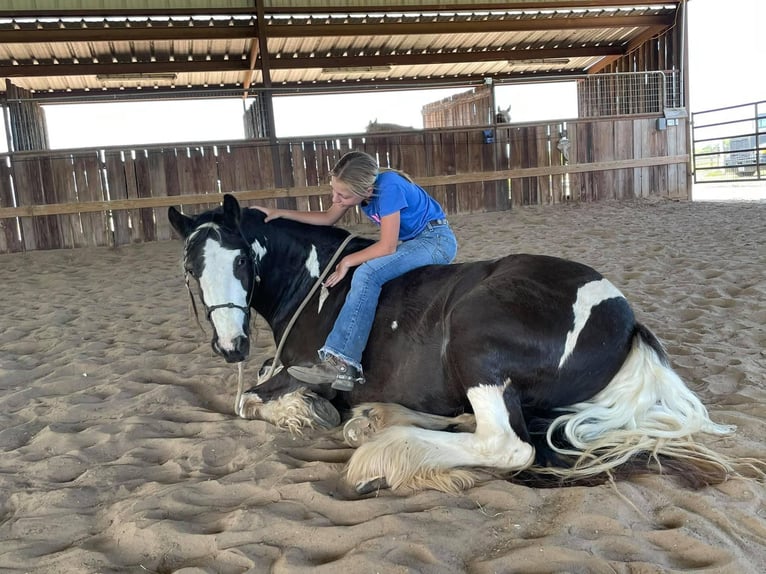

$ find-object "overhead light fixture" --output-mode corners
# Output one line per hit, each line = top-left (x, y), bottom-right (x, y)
(321, 66), (392, 74)
(511, 58), (570, 65)
(96, 72), (178, 81)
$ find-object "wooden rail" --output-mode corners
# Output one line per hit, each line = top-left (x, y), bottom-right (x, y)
(0, 156), (688, 220)
(0, 117), (690, 253)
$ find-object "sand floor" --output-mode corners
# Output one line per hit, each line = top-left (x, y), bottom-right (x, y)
(1, 198), (764, 573)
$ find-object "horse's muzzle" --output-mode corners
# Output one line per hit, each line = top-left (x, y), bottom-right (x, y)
(212, 335), (250, 363)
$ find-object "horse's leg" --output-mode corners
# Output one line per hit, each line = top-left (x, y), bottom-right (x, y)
(256, 356), (284, 383)
(239, 386), (340, 431)
(343, 403), (476, 447)
(345, 380), (534, 493)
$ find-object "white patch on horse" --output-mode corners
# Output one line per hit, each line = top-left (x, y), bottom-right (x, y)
(251, 239), (267, 260)
(318, 285), (329, 314)
(559, 278), (624, 368)
(187, 222), (220, 244)
(305, 245), (320, 278)
(200, 239), (249, 351)
(466, 384), (533, 467)
(346, 382), (534, 490)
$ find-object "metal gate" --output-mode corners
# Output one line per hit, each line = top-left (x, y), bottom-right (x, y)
(692, 100), (766, 183)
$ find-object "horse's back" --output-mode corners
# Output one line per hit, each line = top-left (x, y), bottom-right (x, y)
(445, 254), (635, 403)
(359, 253), (637, 413)
(371, 252), (621, 340)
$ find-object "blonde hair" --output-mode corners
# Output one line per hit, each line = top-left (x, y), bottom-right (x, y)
(331, 151), (378, 199)
(331, 151), (413, 199)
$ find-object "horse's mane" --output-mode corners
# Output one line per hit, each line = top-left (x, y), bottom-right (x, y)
(240, 207), (374, 254)
(181, 204), (375, 266)
(182, 208), (229, 258)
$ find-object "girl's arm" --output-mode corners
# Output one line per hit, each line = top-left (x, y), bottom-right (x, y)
(255, 202), (348, 226)
(324, 211), (400, 287)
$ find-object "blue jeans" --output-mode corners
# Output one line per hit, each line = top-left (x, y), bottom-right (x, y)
(320, 222), (458, 370)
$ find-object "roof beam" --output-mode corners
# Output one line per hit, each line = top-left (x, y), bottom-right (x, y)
(0, 46), (621, 79)
(265, 2), (680, 13)
(0, 14), (673, 44)
(21, 70), (585, 101)
(265, 15), (675, 38)
(271, 46), (624, 69)
(0, 60), (249, 78)
(0, 2), (680, 18)
(0, 24), (256, 44)
(242, 41), (260, 95)
(586, 25), (666, 74)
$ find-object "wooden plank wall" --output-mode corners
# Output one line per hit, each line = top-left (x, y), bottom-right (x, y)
(5, 81), (50, 152)
(422, 86), (492, 128)
(0, 116), (688, 254)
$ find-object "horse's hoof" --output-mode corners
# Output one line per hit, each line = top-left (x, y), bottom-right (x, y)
(238, 391), (263, 420)
(355, 477), (388, 495)
(343, 416), (376, 447)
(306, 393), (341, 429)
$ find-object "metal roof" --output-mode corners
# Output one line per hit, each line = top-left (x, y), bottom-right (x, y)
(0, 2), (680, 100)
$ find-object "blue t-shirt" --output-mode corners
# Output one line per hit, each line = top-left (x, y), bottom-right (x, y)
(360, 171), (446, 241)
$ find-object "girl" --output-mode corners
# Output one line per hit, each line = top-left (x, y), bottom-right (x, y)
(256, 151), (457, 391)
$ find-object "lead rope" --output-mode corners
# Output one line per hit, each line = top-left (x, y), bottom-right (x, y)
(234, 232), (358, 415)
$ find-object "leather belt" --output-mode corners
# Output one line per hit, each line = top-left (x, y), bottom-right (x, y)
(428, 218), (448, 226)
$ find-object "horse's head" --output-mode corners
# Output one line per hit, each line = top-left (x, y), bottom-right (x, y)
(495, 105), (511, 123)
(168, 194), (261, 363)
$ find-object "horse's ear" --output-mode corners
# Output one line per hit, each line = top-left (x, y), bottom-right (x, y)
(222, 193), (241, 228)
(168, 206), (195, 238)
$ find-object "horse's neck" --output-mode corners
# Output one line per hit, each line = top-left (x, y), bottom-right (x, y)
(249, 225), (357, 335)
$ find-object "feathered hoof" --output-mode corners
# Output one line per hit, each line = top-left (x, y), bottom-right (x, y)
(343, 415), (377, 447)
(355, 476), (388, 495)
(307, 392), (342, 429)
(236, 388), (341, 430)
(238, 391), (263, 420)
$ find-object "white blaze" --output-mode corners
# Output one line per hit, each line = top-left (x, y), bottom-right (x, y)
(200, 239), (249, 351)
(559, 278), (624, 369)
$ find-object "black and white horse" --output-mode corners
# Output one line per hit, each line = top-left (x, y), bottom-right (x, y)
(168, 194), (742, 493)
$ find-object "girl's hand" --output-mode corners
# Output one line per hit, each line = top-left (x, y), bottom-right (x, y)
(324, 258), (351, 288)
(254, 206), (280, 222)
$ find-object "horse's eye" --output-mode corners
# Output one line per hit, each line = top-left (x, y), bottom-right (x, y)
(235, 255), (247, 268)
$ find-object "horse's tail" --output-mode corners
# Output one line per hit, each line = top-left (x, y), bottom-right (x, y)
(529, 324), (764, 485)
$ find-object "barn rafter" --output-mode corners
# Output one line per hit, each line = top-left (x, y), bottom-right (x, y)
(0, 1), (682, 99)
(0, 1), (696, 255)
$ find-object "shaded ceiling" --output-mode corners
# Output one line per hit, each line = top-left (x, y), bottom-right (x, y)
(0, 1), (681, 101)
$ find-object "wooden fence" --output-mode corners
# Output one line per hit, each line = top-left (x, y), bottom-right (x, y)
(422, 85), (493, 128)
(0, 115), (688, 254)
